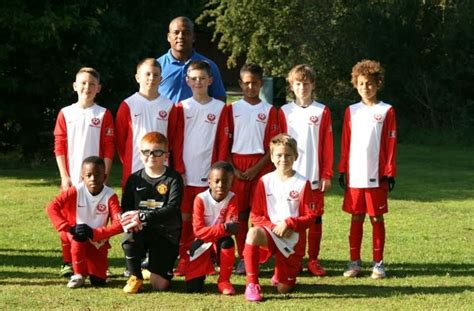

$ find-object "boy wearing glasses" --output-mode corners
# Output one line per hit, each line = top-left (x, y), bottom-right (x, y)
(172, 60), (229, 276)
(120, 131), (184, 293)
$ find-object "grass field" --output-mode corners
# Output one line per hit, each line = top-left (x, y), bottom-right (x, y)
(0, 143), (473, 310)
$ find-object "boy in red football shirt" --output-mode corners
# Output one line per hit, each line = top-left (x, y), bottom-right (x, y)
(243, 134), (316, 302)
(338, 59), (397, 279)
(279, 64), (333, 276)
(46, 156), (122, 288)
(185, 161), (239, 295)
(228, 64), (281, 274)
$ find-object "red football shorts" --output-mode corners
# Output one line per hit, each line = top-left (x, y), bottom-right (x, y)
(342, 183), (389, 216)
(181, 186), (207, 214)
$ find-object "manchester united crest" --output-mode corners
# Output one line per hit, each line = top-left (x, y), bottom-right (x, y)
(156, 183), (168, 195)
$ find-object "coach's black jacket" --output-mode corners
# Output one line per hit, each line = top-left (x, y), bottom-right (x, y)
(121, 167), (183, 245)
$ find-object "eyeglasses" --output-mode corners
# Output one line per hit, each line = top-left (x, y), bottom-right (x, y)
(141, 149), (167, 157)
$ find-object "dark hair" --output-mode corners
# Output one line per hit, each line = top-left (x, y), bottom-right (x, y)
(169, 16), (194, 33)
(187, 60), (212, 77)
(351, 59), (385, 89)
(82, 156), (105, 169)
(210, 161), (234, 174)
(240, 63), (263, 81)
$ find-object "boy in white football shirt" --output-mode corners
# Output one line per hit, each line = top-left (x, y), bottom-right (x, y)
(116, 58), (178, 189)
(338, 59), (397, 279)
(185, 161), (239, 295)
(172, 60), (229, 275)
(53, 67), (115, 277)
(279, 64), (333, 276)
(243, 134), (316, 302)
(228, 64), (281, 274)
(46, 156), (122, 288)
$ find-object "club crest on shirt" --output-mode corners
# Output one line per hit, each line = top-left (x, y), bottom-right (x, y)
(157, 110), (168, 120)
(156, 183), (168, 195)
(289, 190), (299, 200)
(373, 113), (383, 122)
(96, 203), (107, 214)
(257, 113), (267, 122)
(90, 117), (101, 127)
(309, 115), (319, 124)
(206, 113), (216, 124)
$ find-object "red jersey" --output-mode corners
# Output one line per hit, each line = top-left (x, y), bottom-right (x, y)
(338, 101), (397, 188)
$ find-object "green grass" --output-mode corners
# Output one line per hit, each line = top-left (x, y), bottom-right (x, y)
(1, 143), (473, 310)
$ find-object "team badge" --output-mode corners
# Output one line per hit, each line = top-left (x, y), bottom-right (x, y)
(156, 183), (168, 195)
(207, 113), (216, 122)
(96, 203), (107, 213)
(90, 117), (101, 127)
(374, 114), (383, 122)
(158, 110), (168, 119)
(289, 190), (299, 200)
(309, 115), (319, 124)
(257, 113), (267, 121)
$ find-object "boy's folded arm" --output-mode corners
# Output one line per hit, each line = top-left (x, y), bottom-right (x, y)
(45, 188), (75, 232)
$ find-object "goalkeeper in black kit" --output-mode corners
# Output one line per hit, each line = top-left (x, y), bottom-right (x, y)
(120, 131), (183, 294)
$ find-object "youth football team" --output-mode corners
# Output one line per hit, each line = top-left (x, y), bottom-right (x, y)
(45, 18), (397, 303)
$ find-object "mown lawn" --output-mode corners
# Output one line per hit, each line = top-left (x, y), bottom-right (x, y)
(0, 143), (473, 310)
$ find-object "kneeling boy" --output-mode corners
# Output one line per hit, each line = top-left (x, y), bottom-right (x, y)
(185, 161), (239, 295)
(120, 131), (184, 293)
(46, 156), (122, 288)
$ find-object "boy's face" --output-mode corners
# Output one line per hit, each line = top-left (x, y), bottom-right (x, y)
(136, 64), (161, 91)
(208, 169), (234, 202)
(73, 72), (101, 103)
(239, 72), (263, 101)
(186, 69), (213, 96)
(271, 145), (297, 175)
(81, 163), (106, 195)
(356, 74), (379, 104)
(290, 79), (315, 103)
(140, 141), (168, 171)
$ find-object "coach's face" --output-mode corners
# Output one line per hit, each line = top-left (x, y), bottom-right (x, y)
(167, 19), (194, 55)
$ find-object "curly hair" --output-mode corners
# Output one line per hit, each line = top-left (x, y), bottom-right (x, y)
(351, 59), (384, 89)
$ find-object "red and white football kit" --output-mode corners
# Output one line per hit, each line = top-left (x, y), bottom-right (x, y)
(338, 101), (397, 262)
(115, 93), (177, 188)
(228, 99), (281, 257)
(173, 97), (229, 270)
(46, 183), (122, 279)
(54, 103), (115, 186)
(280, 101), (333, 263)
(244, 171), (315, 287)
(185, 190), (238, 282)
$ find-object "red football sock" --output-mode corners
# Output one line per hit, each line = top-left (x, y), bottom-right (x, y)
(349, 219), (364, 261)
(60, 231), (72, 263)
(372, 220), (385, 262)
(243, 243), (260, 285)
(307, 221), (322, 260)
(218, 246), (235, 283)
(178, 220), (194, 264)
(236, 220), (249, 259)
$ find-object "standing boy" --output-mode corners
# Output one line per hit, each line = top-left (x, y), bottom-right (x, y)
(243, 134), (316, 302)
(338, 59), (397, 279)
(120, 131), (184, 293)
(228, 64), (281, 274)
(53, 67), (115, 276)
(46, 156), (122, 288)
(279, 64), (333, 276)
(172, 60), (229, 275)
(185, 161), (239, 295)
(116, 58), (177, 189)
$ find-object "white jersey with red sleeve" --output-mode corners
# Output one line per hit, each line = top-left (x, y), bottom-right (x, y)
(46, 183), (122, 246)
(338, 101), (397, 188)
(280, 101), (334, 190)
(115, 93), (176, 186)
(54, 103), (115, 186)
(192, 190), (238, 243)
(175, 97), (228, 187)
(229, 99), (279, 155)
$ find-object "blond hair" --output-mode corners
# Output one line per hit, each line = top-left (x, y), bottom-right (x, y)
(287, 64), (316, 84)
(76, 67), (100, 82)
(136, 58), (161, 72)
(269, 133), (298, 158)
